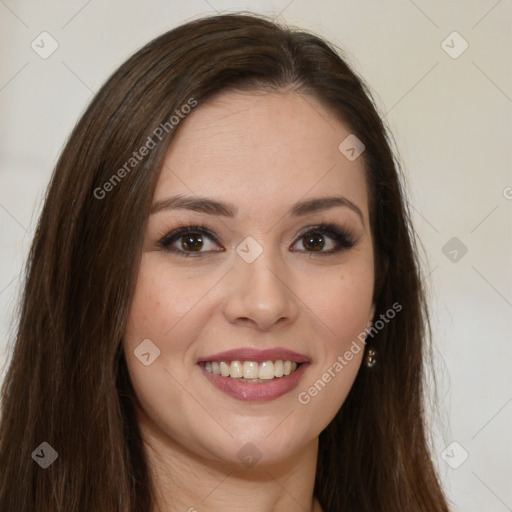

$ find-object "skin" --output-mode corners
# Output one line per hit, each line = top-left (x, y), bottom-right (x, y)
(123, 89), (376, 512)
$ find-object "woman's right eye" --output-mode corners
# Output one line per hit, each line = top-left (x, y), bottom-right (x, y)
(159, 226), (223, 257)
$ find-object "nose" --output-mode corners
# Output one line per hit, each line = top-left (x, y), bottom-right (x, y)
(222, 249), (300, 332)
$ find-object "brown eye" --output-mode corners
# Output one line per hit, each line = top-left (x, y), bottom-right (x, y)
(291, 224), (357, 255)
(180, 233), (204, 252)
(159, 226), (223, 257)
(302, 233), (326, 252)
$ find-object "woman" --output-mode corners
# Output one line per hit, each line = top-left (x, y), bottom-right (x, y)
(0, 13), (450, 512)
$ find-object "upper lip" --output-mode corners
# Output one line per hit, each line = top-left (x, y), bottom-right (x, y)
(197, 347), (311, 364)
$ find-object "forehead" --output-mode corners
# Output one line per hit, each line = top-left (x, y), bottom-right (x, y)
(155, 90), (369, 224)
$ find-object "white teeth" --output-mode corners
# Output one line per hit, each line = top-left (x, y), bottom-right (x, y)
(274, 360), (284, 377)
(243, 361), (259, 379)
(258, 361), (275, 380)
(220, 361), (230, 377)
(230, 360), (243, 378)
(203, 359), (302, 380)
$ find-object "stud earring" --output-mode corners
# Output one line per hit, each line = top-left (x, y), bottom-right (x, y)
(365, 348), (377, 368)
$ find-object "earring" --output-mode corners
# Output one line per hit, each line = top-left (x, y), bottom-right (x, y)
(365, 348), (377, 368)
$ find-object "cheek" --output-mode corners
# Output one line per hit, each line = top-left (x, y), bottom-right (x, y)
(300, 259), (374, 344)
(122, 254), (229, 421)
(124, 256), (219, 354)
(124, 271), (174, 354)
(292, 261), (373, 424)
(330, 269), (373, 341)
(122, 259), (221, 447)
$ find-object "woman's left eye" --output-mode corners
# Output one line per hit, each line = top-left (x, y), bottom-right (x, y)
(291, 224), (356, 254)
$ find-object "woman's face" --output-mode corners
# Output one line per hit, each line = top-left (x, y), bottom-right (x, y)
(124, 90), (375, 467)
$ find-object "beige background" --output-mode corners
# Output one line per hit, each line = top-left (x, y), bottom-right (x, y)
(1, 1), (511, 510)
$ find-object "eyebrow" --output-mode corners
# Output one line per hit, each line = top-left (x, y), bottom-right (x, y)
(150, 194), (364, 223)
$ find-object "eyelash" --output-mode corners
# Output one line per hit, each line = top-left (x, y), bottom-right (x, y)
(157, 222), (357, 258)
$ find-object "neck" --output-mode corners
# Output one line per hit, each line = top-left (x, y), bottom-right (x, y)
(136, 408), (322, 512)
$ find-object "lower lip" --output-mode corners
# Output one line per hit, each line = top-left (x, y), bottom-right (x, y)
(199, 363), (309, 402)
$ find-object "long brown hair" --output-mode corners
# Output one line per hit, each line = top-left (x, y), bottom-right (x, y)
(0, 13), (449, 511)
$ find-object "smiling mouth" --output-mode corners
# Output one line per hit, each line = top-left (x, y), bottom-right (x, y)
(200, 360), (301, 382)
